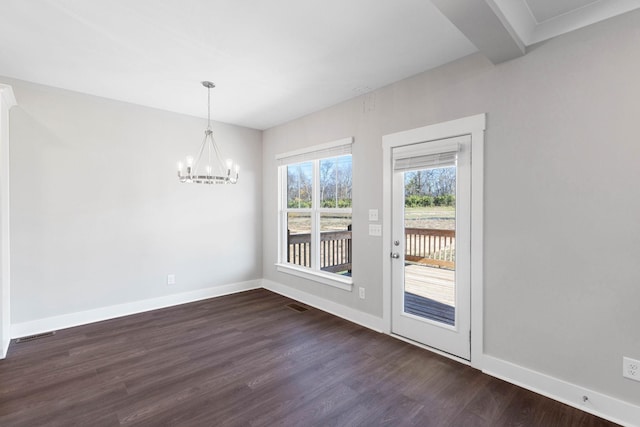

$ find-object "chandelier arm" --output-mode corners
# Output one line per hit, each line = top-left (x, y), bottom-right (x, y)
(210, 133), (227, 175)
(207, 137), (211, 175)
(193, 133), (208, 174)
(208, 133), (216, 176)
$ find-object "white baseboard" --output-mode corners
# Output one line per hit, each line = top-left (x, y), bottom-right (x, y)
(483, 355), (640, 427)
(262, 279), (385, 332)
(1, 336), (9, 359)
(10, 279), (261, 339)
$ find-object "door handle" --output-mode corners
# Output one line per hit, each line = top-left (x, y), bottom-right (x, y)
(391, 252), (400, 259)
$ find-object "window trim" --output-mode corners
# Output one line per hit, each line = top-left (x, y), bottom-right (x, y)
(275, 137), (353, 165)
(275, 263), (352, 291)
(276, 137), (354, 290)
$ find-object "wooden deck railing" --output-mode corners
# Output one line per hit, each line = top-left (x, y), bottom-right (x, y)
(405, 228), (455, 269)
(287, 226), (451, 272)
(287, 226), (352, 273)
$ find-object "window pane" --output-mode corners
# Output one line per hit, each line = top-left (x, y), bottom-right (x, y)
(287, 212), (311, 267)
(287, 162), (313, 208)
(320, 155), (352, 208)
(319, 213), (352, 276)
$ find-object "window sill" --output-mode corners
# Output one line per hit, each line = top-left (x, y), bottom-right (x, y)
(275, 263), (353, 291)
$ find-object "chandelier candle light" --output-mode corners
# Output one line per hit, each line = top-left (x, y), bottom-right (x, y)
(177, 81), (239, 184)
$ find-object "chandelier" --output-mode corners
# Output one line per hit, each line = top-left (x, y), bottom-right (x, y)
(177, 81), (239, 184)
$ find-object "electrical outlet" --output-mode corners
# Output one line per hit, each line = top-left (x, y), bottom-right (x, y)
(623, 357), (640, 381)
(167, 274), (176, 286)
(358, 287), (365, 299)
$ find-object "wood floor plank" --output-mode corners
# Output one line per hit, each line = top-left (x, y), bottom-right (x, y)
(461, 375), (518, 423)
(0, 289), (621, 427)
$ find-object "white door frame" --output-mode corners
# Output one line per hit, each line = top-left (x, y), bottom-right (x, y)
(0, 84), (16, 359)
(382, 113), (485, 368)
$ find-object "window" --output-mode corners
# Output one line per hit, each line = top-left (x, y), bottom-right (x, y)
(276, 138), (353, 289)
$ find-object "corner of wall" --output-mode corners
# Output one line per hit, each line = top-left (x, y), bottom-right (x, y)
(261, 278), (385, 332)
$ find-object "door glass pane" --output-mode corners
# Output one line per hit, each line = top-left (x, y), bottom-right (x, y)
(319, 213), (352, 276)
(403, 167), (456, 326)
(287, 212), (311, 267)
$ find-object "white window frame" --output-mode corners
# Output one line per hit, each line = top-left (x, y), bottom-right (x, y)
(276, 137), (354, 291)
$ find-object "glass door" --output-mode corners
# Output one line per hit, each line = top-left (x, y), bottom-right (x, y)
(391, 135), (471, 360)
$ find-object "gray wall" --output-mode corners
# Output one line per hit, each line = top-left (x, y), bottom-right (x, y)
(263, 11), (640, 405)
(4, 77), (263, 324)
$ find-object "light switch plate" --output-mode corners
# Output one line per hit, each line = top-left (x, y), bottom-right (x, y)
(368, 209), (379, 221)
(369, 224), (382, 236)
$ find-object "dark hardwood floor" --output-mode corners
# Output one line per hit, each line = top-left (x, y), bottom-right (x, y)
(0, 289), (619, 426)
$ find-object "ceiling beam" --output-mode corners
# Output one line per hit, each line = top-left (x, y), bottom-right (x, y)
(431, 0), (525, 64)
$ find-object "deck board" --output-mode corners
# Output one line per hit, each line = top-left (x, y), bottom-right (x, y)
(404, 292), (455, 326)
(404, 264), (455, 306)
(403, 264), (456, 325)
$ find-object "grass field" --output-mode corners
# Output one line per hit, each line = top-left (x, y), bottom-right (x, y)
(287, 213), (351, 234)
(405, 206), (455, 230)
(286, 207), (455, 234)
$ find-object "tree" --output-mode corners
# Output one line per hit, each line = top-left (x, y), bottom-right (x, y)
(288, 163), (312, 208)
(319, 159), (335, 204)
(405, 170), (426, 196)
(337, 157), (352, 202)
(435, 167), (456, 196)
(404, 166), (456, 205)
(320, 156), (352, 207)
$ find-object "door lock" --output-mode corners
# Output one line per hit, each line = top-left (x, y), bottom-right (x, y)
(394, 240), (400, 246)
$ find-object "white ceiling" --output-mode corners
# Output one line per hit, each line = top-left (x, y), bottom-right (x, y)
(0, 0), (637, 130)
(525, 0), (600, 23)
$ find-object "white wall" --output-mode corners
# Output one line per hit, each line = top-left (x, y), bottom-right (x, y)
(2, 77), (263, 326)
(263, 10), (640, 406)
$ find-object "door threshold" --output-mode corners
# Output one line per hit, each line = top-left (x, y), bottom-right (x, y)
(390, 333), (472, 367)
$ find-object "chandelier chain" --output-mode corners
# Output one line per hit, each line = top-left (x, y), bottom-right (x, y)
(207, 85), (211, 130)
